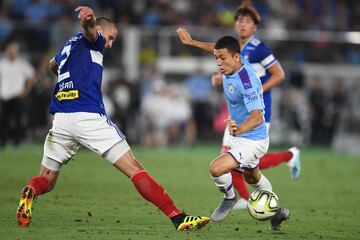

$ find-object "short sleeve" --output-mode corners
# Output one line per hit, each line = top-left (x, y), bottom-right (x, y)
(239, 68), (264, 113)
(90, 31), (106, 51)
(242, 88), (263, 113)
(54, 49), (62, 65)
(257, 43), (277, 69)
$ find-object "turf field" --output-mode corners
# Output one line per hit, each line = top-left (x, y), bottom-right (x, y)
(1, 143), (360, 240)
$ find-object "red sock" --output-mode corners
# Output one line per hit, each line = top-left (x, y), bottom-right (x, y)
(231, 171), (250, 200)
(131, 170), (182, 218)
(28, 176), (50, 196)
(259, 151), (293, 169)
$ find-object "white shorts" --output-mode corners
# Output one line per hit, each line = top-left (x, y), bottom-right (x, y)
(222, 123), (270, 147)
(227, 137), (269, 172)
(42, 112), (130, 170)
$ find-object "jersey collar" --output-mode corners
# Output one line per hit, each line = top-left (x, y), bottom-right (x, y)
(227, 61), (245, 78)
(241, 35), (255, 52)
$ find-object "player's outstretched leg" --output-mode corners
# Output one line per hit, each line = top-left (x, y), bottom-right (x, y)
(287, 147), (301, 180)
(171, 213), (210, 231)
(16, 174), (53, 227)
(211, 195), (238, 222)
(17, 186), (35, 227)
(130, 169), (210, 231)
(270, 208), (290, 231)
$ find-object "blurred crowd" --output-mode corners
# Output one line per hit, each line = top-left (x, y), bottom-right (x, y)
(276, 71), (350, 146)
(0, 38), (354, 149)
(1, 0), (359, 29)
(0, 0), (359, 149)
(0, 0), (359, 63)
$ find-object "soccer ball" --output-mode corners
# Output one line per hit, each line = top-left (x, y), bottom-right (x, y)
(247, 189), (279, 220)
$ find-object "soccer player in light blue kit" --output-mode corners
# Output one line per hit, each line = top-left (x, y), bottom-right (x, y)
(209, 36), (289, 230)
(16, 6), (210, 231)
(176, 1), (301, 210)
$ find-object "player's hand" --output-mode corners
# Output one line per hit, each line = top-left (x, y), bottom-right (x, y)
(176, 27), (193, 45)
(75, 6), (95, 22)
(225, 118), (239, 136)
(211, 72), (222, 87)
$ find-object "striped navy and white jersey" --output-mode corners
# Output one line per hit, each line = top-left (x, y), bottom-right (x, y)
(49, 31), (106, 115)
(241, 35), (278, 123)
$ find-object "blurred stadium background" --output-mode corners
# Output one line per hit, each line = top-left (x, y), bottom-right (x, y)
(0, 0), (359, 153)
(1, 1), (360, 239)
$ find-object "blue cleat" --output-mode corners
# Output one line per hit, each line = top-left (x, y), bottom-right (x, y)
(211, 195), (238, 222)
(287, 147), (301, 180)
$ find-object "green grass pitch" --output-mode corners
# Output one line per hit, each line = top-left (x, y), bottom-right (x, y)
(1, 143), (360, 239)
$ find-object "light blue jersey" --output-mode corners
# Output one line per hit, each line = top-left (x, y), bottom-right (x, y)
(222, 57), (268, 140)
(49, 31), (106, 115)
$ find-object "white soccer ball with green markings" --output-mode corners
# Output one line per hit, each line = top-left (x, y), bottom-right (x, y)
(247, 189), (279, 220)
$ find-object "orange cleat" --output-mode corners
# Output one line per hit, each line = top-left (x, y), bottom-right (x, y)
(17, 186), (35, 227)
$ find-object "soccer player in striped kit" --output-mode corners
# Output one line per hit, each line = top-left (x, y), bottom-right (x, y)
(16, 6), (210, 231)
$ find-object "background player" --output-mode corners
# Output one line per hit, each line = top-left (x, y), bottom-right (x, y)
(176, 1), (301, 209)
(209, 35), (289, 230)
(16, 6), (210, 231)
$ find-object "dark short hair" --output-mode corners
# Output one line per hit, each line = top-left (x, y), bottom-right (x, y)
(234, 1), (261, 25)
(96, 17), (116, 29)
(214, 36), (240, 55)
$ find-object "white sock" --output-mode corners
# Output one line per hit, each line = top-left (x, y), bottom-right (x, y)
(212, 173), (236, 199)
(250, 174), (272, 191)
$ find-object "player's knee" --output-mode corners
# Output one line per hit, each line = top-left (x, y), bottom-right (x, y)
(243, 171), (260, 184)
(243, 174), (256, 184)
(209, 163), (223, 177)
(113, 152), (145, 177)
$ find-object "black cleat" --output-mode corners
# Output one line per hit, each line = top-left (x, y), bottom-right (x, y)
(171, 212), (210, 231)
(270, 208), (290, 231)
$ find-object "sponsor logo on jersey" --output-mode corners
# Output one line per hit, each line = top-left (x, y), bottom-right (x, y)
(244, 91), (258, 102)
(55, 90), (79, 101)
(58, 81), (74, 91)
(68, 36), (79, 42)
